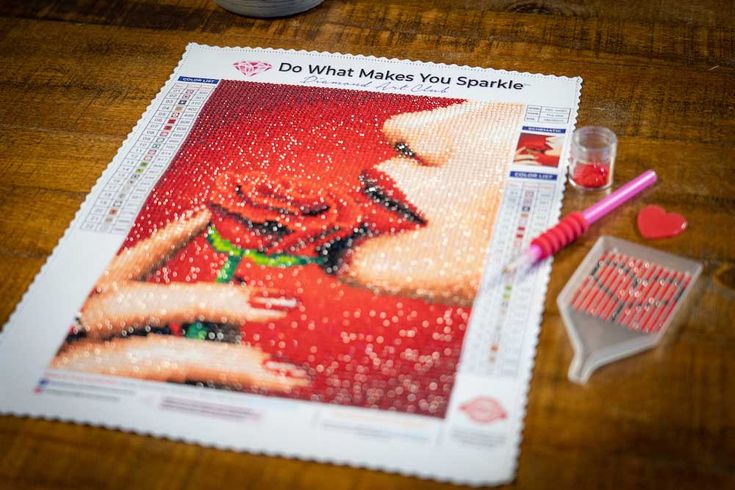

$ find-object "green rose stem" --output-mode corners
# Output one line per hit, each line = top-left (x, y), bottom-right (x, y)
(183, 225), (325, 340)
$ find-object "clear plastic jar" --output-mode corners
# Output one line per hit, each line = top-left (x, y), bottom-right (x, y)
(569, 126), (617, 190)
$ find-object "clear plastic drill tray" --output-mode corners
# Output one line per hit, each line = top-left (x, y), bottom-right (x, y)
(557, 236), (702, 384)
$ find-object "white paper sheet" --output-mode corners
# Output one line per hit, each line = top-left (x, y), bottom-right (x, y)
(0, 44), (581, 486)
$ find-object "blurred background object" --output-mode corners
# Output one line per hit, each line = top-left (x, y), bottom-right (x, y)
(216, 0), (325, 17)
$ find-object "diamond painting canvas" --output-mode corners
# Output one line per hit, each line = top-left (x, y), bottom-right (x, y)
(51, 82), (523, 418)
(0, 45), (582, 485)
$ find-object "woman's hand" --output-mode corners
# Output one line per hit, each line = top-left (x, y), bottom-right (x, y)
(80, 282), (293, 338)
(96, 208), (213, 291)
(79, 208), (294, 337)
(51, 336), (310, 393)
(67, 203), (307, 393)
(513, 146), (540, 164)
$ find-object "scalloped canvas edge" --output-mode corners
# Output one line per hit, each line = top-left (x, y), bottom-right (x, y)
(0, 407), (509, 487)
(504, 75), (583, 478)
(189, 42), (583, 82)
(0, 43), (583, 486)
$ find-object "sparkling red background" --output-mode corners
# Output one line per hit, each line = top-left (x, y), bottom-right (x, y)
(123, 80), (470, 417)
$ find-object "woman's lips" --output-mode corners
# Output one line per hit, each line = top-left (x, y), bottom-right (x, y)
(359, 168), (426, 226)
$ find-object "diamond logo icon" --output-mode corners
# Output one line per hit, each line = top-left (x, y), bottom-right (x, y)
(233, 60), (273, 77)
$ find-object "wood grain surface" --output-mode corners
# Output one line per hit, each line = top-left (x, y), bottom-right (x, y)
(1, 1), (734, 489)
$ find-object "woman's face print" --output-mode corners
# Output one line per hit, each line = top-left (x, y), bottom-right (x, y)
(345, 101), (525, 305)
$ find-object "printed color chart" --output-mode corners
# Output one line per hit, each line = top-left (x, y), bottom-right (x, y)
(82, 78), (216, 234)
(461, 172), (558, 377)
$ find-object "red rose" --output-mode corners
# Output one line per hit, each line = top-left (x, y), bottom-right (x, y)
(208, 171), (363, 256)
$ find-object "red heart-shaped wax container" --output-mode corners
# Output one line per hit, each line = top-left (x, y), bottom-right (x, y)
(637, 205), (687, 239)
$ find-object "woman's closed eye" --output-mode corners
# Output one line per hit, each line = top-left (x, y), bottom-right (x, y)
(394, 142), (421, 161)
(393, 141), (443, 167)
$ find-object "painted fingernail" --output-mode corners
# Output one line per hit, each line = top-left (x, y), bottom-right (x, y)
(262, 360), (308, 378)
(250, 296), (298, 309)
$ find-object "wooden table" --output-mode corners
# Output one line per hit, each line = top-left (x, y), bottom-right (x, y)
(1, 1), (733, 488)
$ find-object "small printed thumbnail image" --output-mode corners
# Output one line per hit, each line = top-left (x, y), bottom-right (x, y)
(513, 128), (565, 167)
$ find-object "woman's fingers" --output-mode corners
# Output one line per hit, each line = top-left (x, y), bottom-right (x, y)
(51, 336), (310, 393)
(249, 295), (298, 309)
(165, 337), (310, 391)
(97, 208), (212, 289)
(513, 154), (539, 163)
(80, 282), (295, 338)
(50, 337), (190, 382)
(238, 304), (290, 323)
(262, 360), (310, 382)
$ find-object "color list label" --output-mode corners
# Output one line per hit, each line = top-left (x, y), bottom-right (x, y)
(81, 80), (217, 234)
(461, 176), (557, 378)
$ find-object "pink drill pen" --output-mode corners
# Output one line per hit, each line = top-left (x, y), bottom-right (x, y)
(503, 170), (657, 275)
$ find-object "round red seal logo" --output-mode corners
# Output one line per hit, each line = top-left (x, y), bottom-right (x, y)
(459, 396), (507, 424)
